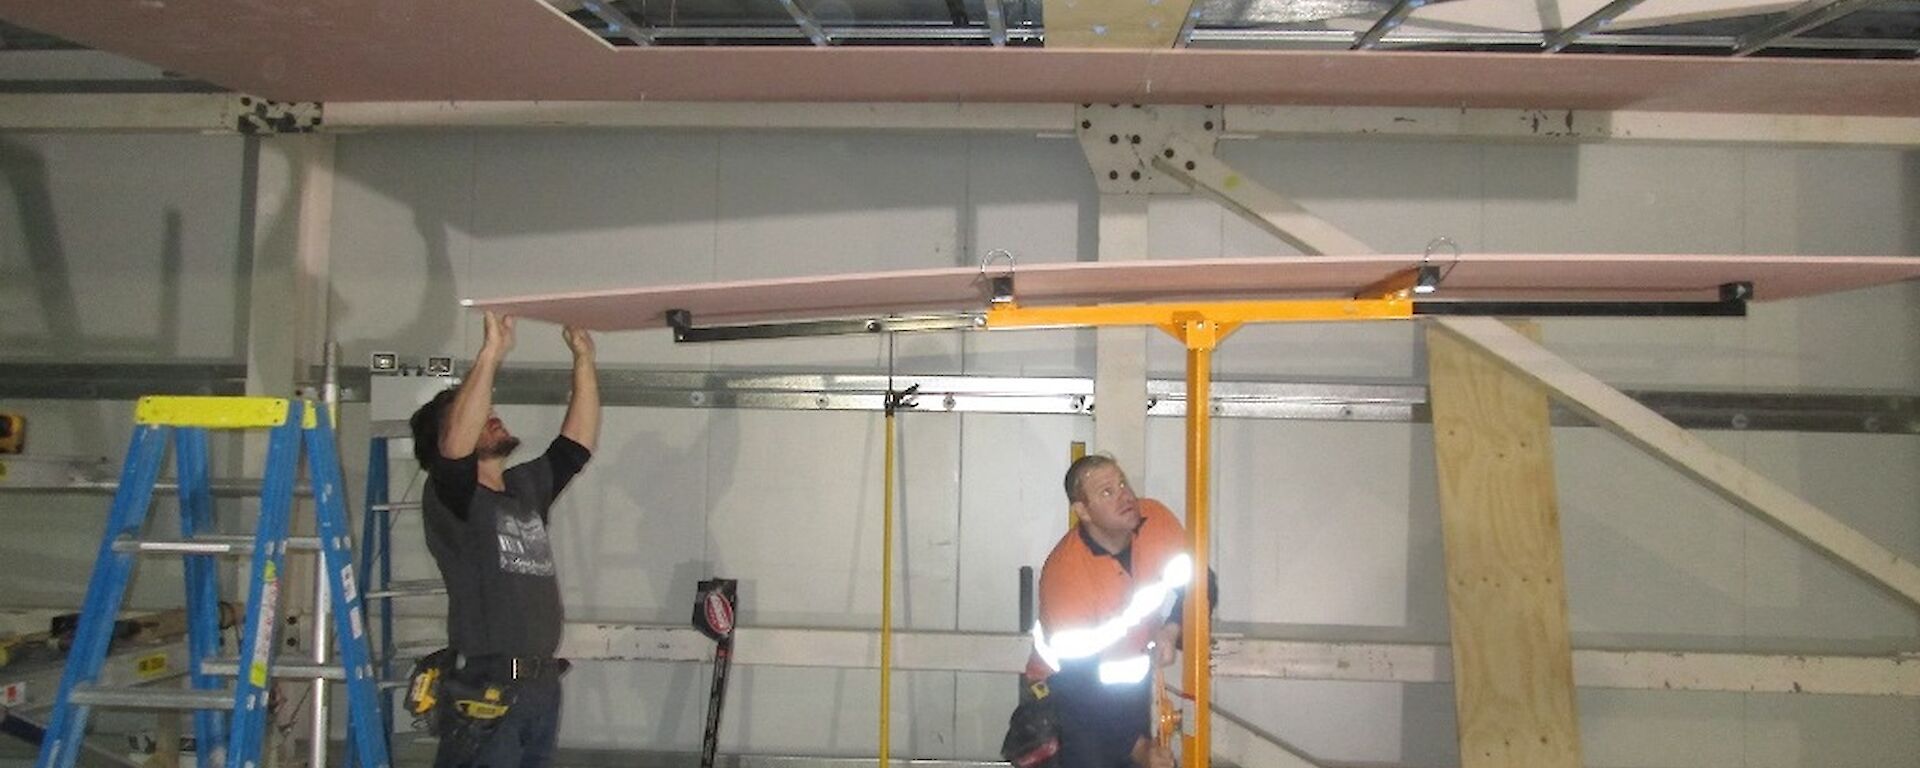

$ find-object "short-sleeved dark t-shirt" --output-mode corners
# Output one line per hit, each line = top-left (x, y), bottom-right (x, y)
(422, 436), (590, 658)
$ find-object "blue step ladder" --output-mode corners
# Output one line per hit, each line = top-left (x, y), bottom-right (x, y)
(356, 422), (448, 763)
(35, 396), (391, 768)
(355, 429), (404, 745)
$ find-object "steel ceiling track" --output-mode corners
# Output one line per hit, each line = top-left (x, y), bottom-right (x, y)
(540, 0), (1920, 58)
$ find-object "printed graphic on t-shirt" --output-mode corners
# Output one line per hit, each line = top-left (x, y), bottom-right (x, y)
(496, 514), (556, 577)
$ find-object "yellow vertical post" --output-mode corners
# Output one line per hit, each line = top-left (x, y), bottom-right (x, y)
(880, 406), (896, 768)
(1160, 317), (1232, 768)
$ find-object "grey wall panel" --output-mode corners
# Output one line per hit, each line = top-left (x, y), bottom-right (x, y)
(1213, 679), (1451, 766)
(544, 405), (713, 624)
(558, 660), (712, 749)
(706, 408), (958, 629)
(1204, 419), (1442, 632)
(328, 133), (483, 363)
(0, 133), (247, 360)
(952, 671), (1020, 759)
(1580, 687), (1920, 767)
(1736, 691), (1920, 767)
(1577, 689), (1747, 768)
(1214, 138), (1487, 257)
(954, 411), (1091, 630)
(722, 666), (943, 756)
(559, 662), (963, 758)
(1733, 431), (1920, 649)
(1558, 428), (1754, 645)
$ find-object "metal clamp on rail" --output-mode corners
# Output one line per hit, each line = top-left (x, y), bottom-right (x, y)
(980, 248), (1017, 305)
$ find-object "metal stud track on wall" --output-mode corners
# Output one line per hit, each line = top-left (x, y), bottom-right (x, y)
(0, 363), (1913, 436)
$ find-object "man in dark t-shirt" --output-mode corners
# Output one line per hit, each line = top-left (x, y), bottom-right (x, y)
(408, 311), (599, 768)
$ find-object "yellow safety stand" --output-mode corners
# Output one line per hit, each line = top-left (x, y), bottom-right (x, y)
(987, 275), (1420, 768)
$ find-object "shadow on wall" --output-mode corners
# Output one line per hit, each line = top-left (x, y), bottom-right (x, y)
(0, 136), (199, 460)
(578, 404), (738, 748)
(0, 138), (192, 362)
(291, 134), (462, 375)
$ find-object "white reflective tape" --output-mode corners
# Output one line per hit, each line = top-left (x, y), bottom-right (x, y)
(1162, 553), (1193, 588)
(1031, 623), (1062, 672)
(1031, 551), (1192, 670)
(1098, 654), (1152, 685)
(1123, 584), (1165, 624)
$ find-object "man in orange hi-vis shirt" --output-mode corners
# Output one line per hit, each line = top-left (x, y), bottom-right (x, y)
(1026, 454), (1211, 768)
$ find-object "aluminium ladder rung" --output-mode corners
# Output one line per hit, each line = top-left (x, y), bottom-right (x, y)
(56, 481), (314, 498)
(66, 685), (232, 711)
(199, 660), (348, 681)
(113, 535), (323, 555)
(369, 501), (422, 513)
(366, 579), (445, 599)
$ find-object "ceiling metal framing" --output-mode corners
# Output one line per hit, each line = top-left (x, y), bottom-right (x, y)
(537, 0), (1920, 58)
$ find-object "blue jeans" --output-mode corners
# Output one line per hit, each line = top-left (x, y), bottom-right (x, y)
(432, 674), (561, 768)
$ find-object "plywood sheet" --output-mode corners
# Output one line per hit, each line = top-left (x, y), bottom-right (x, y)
(1044, 0), (1196, 48)
(1427, 321), (1583, 768)
(464, 254), (1920, 331)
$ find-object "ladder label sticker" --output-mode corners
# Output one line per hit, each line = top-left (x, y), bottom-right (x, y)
(250, 567), (280, 687)
(135, 652), (170, 678)
(340, 565), (357, 603)
(1, 680), (24, 707)
(349, 607), (364, 640)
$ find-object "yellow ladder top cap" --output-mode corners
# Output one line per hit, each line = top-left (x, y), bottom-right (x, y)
(135, 396), (292, 428)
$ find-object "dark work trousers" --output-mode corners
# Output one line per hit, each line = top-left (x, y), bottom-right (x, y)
(1050, 667), (1152, 768)
(433, 672), (562, 768)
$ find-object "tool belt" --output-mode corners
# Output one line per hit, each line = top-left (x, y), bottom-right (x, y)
(1000, 680), (1061, 768)
(405, 649), (567, 739)
(464, 654), (569, 682)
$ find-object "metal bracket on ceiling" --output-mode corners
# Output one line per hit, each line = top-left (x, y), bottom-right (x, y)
(230, 96), (322, 135)
(1076, 103), (1222, 195)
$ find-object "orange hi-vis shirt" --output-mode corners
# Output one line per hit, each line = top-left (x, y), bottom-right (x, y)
(1026, 498), (1189, 681)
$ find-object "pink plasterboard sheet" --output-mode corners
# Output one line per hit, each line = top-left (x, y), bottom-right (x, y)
(0, 0), (1917, 113)
(464, 254), (1920, 332)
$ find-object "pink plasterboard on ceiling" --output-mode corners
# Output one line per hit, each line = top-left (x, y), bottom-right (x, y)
(463, 254), (1920, 332)
(0, 0), (1916, 114)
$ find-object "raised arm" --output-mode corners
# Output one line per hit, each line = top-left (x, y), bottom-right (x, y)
(559, 326), (600, 453)
(439, 311), (514, 460)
